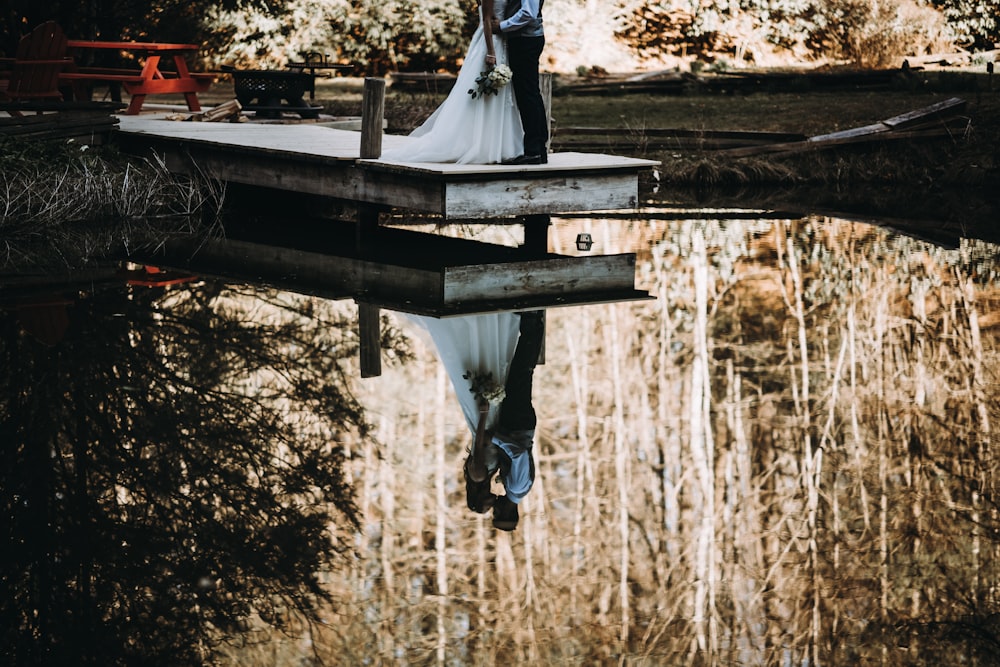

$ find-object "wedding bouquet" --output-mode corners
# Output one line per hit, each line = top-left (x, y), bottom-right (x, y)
(468, 63), (513, 99)
(463, 370), (506, 406)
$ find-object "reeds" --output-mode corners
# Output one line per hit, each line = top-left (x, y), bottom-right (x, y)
(254, 216), (999, 666)
(0, 138), (224, 269)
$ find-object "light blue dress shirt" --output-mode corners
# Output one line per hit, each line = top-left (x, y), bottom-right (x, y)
(500, 0), (544, 37)
(492, 429), (535, 503)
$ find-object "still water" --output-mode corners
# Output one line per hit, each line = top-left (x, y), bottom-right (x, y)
(4, 207), (1000, 666)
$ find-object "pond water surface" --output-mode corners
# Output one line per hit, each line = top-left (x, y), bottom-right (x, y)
(4, 203), (1000, 665)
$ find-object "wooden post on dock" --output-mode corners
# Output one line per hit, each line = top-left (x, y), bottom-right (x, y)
(523, 212), (550, 364)
(358, 77), (387, 378)
(361, 77), (385, 160)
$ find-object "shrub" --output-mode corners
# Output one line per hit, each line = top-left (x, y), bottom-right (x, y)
(934, 0), (1000, 50)
(202, 0), (472, 75)
(804, 0), (954, 67)
(614, 0), (735, 60)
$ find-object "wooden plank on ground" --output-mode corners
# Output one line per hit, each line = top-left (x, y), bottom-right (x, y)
(807, 122), (891, 143)
(880, 96), (966, 130)
(554, 126), (806, 142)
(718, 97), (967, 157)
(720, 127), (956, 157)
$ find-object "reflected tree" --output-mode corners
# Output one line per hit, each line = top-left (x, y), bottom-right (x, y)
(0, 281), (379, 666)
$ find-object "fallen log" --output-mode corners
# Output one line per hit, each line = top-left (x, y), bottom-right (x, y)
(716, 97), (967, 157)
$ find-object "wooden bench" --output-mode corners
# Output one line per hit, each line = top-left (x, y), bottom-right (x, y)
(62, 41), (216, 114)
(62, 68), (218, 106)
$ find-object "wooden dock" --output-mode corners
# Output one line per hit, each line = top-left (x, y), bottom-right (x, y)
(115, 114), (658, 218)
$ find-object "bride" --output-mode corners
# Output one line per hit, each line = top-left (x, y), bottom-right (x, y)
(380, 0), (524, 164)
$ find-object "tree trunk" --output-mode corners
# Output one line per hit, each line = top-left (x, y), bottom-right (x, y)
(434, 365), (448, 666)
(689, 228), (717, 657)
(607, 301), (631, 647)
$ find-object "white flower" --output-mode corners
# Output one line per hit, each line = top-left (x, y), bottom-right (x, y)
(489, 64), (513, 87)
(463, 370), (506, 406)
(468, 63), (513, 99)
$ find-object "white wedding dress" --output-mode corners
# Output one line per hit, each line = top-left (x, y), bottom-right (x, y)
(406, 313), (521, 435)
(381, 1), (524, 164)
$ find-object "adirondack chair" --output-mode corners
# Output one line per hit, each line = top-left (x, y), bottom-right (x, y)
(0, 21), (72, 114)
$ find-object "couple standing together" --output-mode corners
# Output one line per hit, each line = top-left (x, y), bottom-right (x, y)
(382, 0), (547, 165)
(396, 0), (548, 532)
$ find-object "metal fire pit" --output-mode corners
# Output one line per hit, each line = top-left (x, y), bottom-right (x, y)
(222, 55), (353, 120)
(222, 66), (321, 119)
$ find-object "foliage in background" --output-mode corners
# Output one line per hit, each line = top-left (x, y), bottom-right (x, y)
(201, 0), (473, 74)
(803, 0), (953, 67)
(202, 0), (340, 68)
(933, 0), (1000, 49)
(324, 0), (472, 75)
(0, 285), (370, 666)
(2, 0), (282, 67)
(3, 0), (990, 72)
(613, 0), (956, 66)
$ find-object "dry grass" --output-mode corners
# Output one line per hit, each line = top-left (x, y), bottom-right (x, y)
(0, 138), (224, 269)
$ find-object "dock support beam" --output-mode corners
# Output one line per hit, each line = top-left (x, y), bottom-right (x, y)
(357, 77), (387, 378)
(524, 213), (550, 258)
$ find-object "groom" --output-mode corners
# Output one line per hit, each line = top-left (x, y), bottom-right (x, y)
(464, 311), (544, 531)
(492, 0), (547, 165)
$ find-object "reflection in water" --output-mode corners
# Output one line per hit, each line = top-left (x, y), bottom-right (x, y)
(351, 214), (1000, 665)
(3, 213), (1000, 665)
(0, 281), (372, 665)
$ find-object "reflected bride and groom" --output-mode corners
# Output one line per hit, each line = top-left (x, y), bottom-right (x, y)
(408, 311), (544, 531)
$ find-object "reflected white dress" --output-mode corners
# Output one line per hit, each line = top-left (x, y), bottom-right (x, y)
(381, 1), (524, 164)
(407, 313), (521, 435)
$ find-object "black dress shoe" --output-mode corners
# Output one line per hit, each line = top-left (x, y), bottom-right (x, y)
(492, 495), (519, 531)
(501, 153), (547, 165)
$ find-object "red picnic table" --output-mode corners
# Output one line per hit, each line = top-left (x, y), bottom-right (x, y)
(61, 40), (215, 114)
